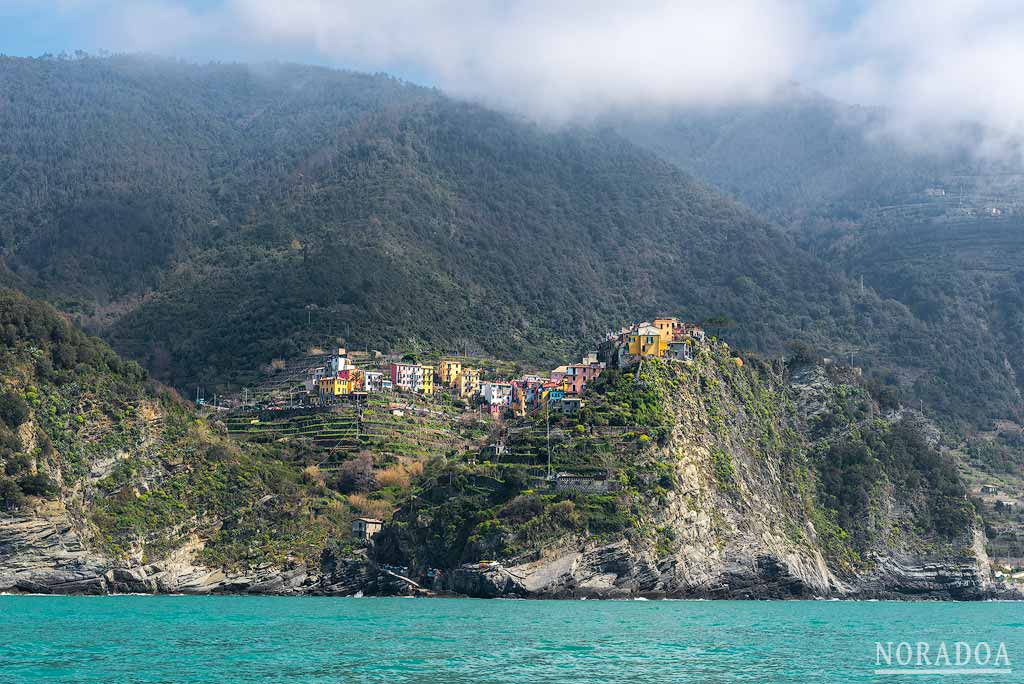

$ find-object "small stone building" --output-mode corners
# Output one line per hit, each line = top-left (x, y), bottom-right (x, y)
(352, 517), (383, 541)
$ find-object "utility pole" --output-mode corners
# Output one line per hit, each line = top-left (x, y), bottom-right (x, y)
(546, 401), (552, 479)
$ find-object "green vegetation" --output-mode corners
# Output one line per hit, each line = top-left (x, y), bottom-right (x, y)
(966, 431), (1024, 475)
(617, 97), (1024, 428)
(710, 449), (737, 492)
(378, 460), (638, 569)
(0, 288), (983, 583)
(813, 417), (974, 553)
(0, 54), (965, 432)
(0, 288), (351, 570)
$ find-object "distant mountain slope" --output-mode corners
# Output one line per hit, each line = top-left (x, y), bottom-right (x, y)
(615, 93), (1024, 425)
(612, 91), (960, 226)
(0, 55), (1009, 425)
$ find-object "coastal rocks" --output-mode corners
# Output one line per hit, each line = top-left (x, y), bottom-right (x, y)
(444, 539), (838, 600)
(0, 504), (108, 594)
(0, 504), (308, 595)
(854, 531), (998, 600)
(0, 501), (430, 597)
(855, 554), (990, 600)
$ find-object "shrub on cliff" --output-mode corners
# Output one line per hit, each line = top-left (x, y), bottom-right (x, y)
(17, 472), (57, 497)
(0, 390), (29, 429)
(0, 477), (24, 510)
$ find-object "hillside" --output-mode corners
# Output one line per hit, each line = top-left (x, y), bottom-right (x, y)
(0, 288), (357, 592)
(612, 89), (973, 227)
(615, 94), (1024, 426)
(0, 54), (955, 419)
(375, 346), (990, 599)
(0, 288), (1002, 598)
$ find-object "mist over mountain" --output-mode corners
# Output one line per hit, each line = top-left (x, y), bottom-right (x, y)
(0, 54), (1019, 427)
(612, 90), (1024, 426)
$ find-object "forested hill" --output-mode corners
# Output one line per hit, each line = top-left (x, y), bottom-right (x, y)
(613, 92), (1024, 426)
(0, 55), (1011, 425)
(612, 90), (962, 226)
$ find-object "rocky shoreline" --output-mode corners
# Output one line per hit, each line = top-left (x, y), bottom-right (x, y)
(3, 508), (1019, 600)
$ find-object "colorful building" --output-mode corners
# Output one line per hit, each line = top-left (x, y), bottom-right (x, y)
(511, 390), (527, 417)
(390, 362), (435, 395)
(653, 317), (680, 343)
(628, 324), (664, 358)
(438, 359), (463, 386)
(390, 362), (419, 391)
(551, 357), (605, 395)
(511, 376), (545, 415)
(420, 365), (435, 395)
(543, 382), (566, 407)
(456, 367), (481, 398)
(320, 368), (364, 397)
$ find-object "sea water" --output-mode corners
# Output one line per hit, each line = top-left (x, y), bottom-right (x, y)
(1, 596), (1021, 683)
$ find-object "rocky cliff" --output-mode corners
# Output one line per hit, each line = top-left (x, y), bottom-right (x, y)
(0, 290), (356, 595)
(0, 290), (1010, 598)
(376, 349), (1003, 599)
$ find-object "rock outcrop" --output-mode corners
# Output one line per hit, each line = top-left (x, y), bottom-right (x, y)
(374, 354), (1018, 601)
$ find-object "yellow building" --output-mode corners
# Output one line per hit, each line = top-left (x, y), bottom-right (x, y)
(420, 365), (435, 395)
(653, 317), (680, 351)
(456, 367), (481, 398)
(438, 359), (463, 386)
(628, 324), (664, 358)
(319, 369), (364, 397)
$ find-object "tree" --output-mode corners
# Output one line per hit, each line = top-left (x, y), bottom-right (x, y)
(332, 452), (377, 494)
(17, 472), (57, 497)
(787, 340), (817, 365)
(0, 478), (24, 511)
(0, 391), (29, 428)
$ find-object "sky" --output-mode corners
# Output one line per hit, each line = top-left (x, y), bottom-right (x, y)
(2, 1), (1023, 148)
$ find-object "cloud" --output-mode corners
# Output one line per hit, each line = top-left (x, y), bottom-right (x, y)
(30, 0), (1024, 153)
(218, 1), (812, 121)
(822, 0), (1024, 157)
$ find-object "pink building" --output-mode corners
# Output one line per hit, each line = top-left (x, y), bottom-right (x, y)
(563, 363), (603, 395)
(551, 358), (605, 395)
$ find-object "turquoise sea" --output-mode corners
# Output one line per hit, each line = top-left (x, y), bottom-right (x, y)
(0, 596), (1021, 683)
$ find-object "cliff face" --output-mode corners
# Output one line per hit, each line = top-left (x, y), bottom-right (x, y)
(379, 350), (1000, 599)
(0, 290), (355, 595)
(0, 397), (348, 595)
(0, 289), (1004, 598)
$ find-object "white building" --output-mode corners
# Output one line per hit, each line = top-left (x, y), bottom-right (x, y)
(480, 381), (513, 407)
(329, 355), (357, 374)
(364, 371), (385, 392)
(304, 365), (327, 394)
(391, 362), (424, 392)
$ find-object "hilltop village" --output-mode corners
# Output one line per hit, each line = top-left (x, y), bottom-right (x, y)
(211, 316), (717, 549)
(236, 317), (711, 418)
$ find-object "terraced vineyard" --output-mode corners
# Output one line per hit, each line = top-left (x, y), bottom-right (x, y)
(222, 394), (494, 467)
(497, 423), (649, 474)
